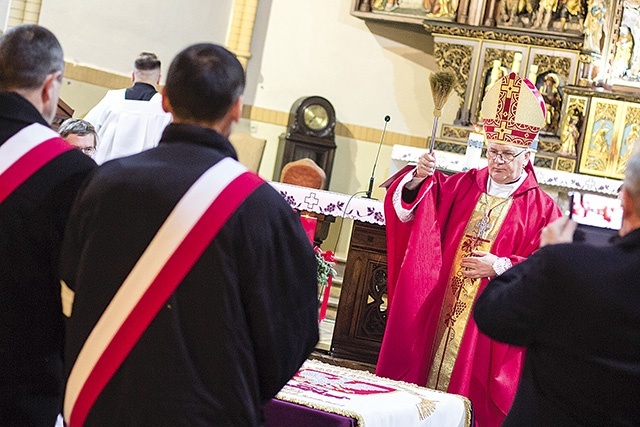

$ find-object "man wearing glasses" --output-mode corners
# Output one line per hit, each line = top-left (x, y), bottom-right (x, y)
(376, 73), (562, 427)
(59, 118), (98, 157)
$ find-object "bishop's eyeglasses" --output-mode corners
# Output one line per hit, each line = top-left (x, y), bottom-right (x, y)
(486, 149), (526, 163)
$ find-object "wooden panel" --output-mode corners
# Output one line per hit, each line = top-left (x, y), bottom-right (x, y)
(331, 221), (387, 365)
(52, 98), (74, 131)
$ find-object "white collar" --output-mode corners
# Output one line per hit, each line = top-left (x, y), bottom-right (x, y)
(487, 171), (527, 197)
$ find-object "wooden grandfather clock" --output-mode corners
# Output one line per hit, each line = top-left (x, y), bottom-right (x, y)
(274, 96), (337, 188)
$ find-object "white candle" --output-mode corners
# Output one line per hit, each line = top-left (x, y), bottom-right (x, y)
(528, 64), (539, 84)
(511, 52), (523, 75)
(463, 132), (484, 171)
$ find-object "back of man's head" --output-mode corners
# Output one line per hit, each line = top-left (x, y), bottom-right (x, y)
(164, 43), (244, 124)
(134, 52), (161, 71)
(133, 52), (161, 85)
(624, 150), (640, 218)
(0, 24), (64, 91)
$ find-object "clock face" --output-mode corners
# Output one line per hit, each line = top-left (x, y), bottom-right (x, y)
(303, 104), (329, 131)
(289, 96), (335, 139)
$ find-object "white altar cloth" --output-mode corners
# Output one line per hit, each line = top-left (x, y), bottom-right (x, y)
(270, 182), (385, 225)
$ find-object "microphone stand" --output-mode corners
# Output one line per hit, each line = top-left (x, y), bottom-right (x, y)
(364, 115), (391, 199)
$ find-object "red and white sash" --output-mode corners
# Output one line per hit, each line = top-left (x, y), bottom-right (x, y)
(64, 158), (264, 426)
(0, 123), (74, 203)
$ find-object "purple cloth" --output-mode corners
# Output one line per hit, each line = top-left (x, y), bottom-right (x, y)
(263, 399), (356, 427)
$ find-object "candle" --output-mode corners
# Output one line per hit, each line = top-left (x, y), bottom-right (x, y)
(528, 64), (539, 84)
(511, 52), (523, 75)
(463, 132), (484, 171)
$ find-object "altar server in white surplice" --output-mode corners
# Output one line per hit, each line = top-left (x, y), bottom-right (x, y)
(84, 52), (172, 164)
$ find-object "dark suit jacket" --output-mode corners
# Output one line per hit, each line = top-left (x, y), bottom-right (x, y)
(0, 91), (96, 425)
(474, 229), (640, 426)
(62, 123), (319, 426)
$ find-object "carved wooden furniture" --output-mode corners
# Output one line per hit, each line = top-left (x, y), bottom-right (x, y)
(53, 98), (74, 131)
(331, 221), (388, 365)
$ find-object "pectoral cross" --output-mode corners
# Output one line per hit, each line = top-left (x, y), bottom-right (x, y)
(476, 213), (492, 239)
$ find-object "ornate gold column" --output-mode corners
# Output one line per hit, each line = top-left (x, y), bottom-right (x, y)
(7, 0), (42, 28)
(227, 0), (259, 70)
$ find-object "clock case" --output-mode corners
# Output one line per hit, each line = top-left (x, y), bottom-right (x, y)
(274, 96), (337, 188)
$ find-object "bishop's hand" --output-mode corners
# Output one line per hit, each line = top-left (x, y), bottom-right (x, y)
(460, 250), (498, 279)
(405, 152), (436, 191)
(415, 152), (436, 179)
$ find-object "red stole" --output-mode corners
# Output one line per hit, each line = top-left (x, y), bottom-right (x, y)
(0, 123), (74, 203)
(64, 158), (264, 426)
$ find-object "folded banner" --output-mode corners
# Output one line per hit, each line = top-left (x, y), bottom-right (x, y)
(275, 359), (471, 427)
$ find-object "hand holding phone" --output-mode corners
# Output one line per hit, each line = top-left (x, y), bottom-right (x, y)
(569, 192), (621, 246)
(541, 217), (577, 247)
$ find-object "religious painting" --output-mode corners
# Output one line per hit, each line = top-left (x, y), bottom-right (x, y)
(579, 98), (620, 177)
(612, 105), (640, 176)
(535, 71), (564, 136)
(614, 122), (640, 174)
(556, 96), (586, 156)
(366, 0), (457, 20)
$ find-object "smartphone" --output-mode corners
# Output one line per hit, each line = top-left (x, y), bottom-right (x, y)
(569, 192), (621, 246)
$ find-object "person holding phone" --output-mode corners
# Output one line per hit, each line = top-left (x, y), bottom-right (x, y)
(474, 151), (640, 425)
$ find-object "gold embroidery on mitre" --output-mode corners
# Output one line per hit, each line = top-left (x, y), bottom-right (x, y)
(427, 194), (513, 391)
(482, 72), (545, 148)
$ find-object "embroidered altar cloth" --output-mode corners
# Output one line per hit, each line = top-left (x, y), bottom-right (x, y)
(275, 359), (471, 427)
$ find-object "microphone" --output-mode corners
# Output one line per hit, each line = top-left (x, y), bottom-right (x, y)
(365, 115), (391, 199)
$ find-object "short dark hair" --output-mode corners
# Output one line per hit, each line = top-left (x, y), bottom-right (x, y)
(134, 52), (161, 71)
(58, 118), (98, 147)
(0, 25), (64, 90)
(165, 44), (245, 123)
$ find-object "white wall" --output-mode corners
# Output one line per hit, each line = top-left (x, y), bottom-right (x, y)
(244, 0), (457, 209)
(246, 0), (458, 137)
(38, 0), (458, 256)
(0, 0), (9, 32)
(39, 0), (233, 79)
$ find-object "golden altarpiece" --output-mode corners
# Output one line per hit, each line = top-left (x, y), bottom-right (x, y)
(352, 0), (640, 179)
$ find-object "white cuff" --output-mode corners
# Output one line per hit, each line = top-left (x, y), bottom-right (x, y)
(392, 168), (433, 223)
(492, 257), (512, 276)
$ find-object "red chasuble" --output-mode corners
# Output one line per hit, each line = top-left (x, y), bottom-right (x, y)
(376, 164), (561, 426)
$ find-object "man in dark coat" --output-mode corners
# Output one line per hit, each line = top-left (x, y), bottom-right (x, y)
(62, 43), (319, 426)
(0, 25), (96, 426)
(474, 153), (640, 425)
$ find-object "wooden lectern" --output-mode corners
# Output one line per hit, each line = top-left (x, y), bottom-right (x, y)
(52, 98), (74, 131)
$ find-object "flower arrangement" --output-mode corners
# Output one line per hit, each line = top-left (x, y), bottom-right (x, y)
(315, 246), (336, 288)
(314, 246), (336, 322)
